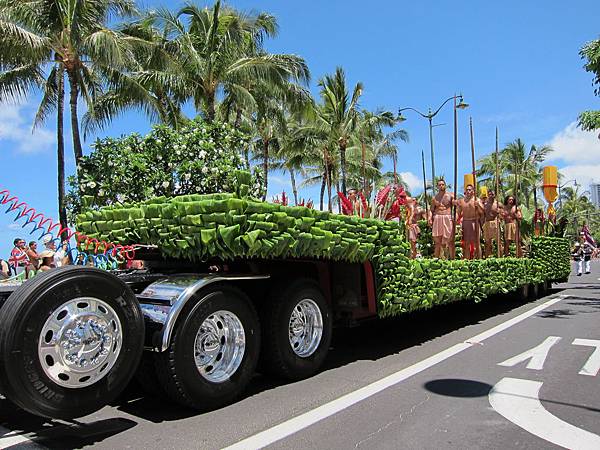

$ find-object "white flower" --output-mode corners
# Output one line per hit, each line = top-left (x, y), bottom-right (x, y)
(88, 181), (97, 189)
(162, 181), (170, 188)
(99, 189), (105, 196)
(202, 167), (209, 174)
(176, 150), (181, 156)
(199, 150), (207, 159)
(211, 167), (218, 173)
(157, 155), (162, 161)
(184, 173), (191, 180)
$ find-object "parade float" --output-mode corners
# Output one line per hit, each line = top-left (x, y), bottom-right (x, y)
(0, 169), (570, 420)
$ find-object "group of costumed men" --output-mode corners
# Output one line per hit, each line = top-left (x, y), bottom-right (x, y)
(406, 179), (522, 260)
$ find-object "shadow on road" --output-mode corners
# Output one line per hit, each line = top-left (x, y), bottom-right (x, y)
(424, 378), (492, 398)
(537, 295), (600, 319)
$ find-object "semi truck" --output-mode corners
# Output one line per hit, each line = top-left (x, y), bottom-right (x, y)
(0, 188), (570, 420)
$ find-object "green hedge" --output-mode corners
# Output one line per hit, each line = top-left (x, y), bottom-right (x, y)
(77, 189), (570, 319)
(374, 237), (569, 318)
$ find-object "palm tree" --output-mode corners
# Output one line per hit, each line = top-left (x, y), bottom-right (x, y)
(558, 186), (597, 237)
(146, 2), (309, 121)
(83, 17), (188, 134)
(477, 138), (552, 208)
(0, 0), (137, 232)
(318, 67), (363, 196)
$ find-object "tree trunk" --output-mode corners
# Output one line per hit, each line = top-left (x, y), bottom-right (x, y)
(262, 138), (269, 201)
(319, 174), (326, 211)
(67, 69), (83, 167)
(335, 178), (340, 214)
(234, 108), (242, 128)
(290, 168), (298, 206)
(207, 89), (216, 122)
(339, 141), (347, 196)
(57, 67), (68, 241)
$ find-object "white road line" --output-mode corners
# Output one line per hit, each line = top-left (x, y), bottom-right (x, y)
(489, 377), (600, 450)
(572, 338), (600, 376)
(498, 336), (562, 370)
(224, 295), (567, 450)
(0, 424), (38, 448)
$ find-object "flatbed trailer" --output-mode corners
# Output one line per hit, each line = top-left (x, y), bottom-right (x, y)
(0, 192), (570, 419)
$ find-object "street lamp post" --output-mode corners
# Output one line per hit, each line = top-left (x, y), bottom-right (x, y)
(398, 95), (468, 187)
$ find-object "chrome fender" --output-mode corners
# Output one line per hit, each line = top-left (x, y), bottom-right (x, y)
(138, 274), (269, 352)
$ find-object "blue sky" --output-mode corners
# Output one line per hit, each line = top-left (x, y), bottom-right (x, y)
(1, 0), (600, 259)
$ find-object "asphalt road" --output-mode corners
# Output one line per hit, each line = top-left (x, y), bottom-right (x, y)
(2, 261), (600, 449)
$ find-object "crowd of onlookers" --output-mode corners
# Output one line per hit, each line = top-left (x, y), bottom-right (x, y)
(0, 236), (70, 280)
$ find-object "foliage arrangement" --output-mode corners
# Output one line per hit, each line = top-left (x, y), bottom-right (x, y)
(68, 119), (253, 218)
(77, 173), (571, 318)
(376, 237), (569, 318)
(530, 237), (571, 282)
(76, 171), (397, 263)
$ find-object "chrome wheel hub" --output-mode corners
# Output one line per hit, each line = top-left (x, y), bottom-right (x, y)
(38, 297), (122, 388)
(289, 299), (323, 357)
(194, 311), (245, 383)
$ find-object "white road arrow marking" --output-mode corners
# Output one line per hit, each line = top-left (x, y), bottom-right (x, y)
(489, 377), (600, 450)
(572, 339), (600, 376)
(498, 336), (561, 370)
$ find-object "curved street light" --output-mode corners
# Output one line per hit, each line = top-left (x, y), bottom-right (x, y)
(398, 95), (468, 186)
(558, 179), (579, 208)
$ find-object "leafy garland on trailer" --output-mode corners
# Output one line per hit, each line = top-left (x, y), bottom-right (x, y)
(77, 170), (571, 318)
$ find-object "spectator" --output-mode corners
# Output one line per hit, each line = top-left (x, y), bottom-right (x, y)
(26, 241), (41, 272)
(42, 235), (57, 252)
(54, 240), (70, 268)
(0, 258), (9, 279)
(8, 238), (29, 276)
(38, 250), (55, 272)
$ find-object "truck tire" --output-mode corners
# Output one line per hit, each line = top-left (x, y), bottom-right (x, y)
(260, 279), (332, 380)
(0, 266), (144, 419)
(154, 285), (260, 410)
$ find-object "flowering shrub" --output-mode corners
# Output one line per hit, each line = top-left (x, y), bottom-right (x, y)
(68, 119), (261, 217)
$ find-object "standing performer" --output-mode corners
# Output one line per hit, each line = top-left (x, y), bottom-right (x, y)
(456, 184), (484, 260)
(579, 232), (594, 275)
(407, 197), (429, 259)
(482, 190), (502, 258)
(429, 179), (455, 259)
(502, 195), (522, 256)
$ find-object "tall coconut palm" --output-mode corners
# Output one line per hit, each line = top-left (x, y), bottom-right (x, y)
(0, 0), (136, 231)
(83, 17), (188, 134)
(502, 139), (552, 208)
(318, 67), (363, 196)
(146, 2), (309, 121)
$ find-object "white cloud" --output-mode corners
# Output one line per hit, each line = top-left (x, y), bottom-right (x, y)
(547, 122), (600, 164)
(0, 103), (54, 154)
(399, 171), (423, 193)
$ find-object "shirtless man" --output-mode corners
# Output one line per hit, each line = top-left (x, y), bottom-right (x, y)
(482, 190), (502, 258)
(502, 195), (522, 256)
(456, 184), (483, 260)
(429, 179), (455, 259)
(407, 197), (429, 259)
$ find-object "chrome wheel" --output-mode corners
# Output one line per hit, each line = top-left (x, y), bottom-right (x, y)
(194, 310), (246, 383)
(38, 297), (122, 389)
(289, 299), (323, 357)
